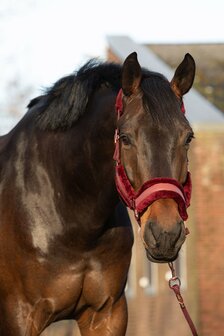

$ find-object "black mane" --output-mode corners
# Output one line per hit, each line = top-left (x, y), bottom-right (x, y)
(28, 60), (122, 130)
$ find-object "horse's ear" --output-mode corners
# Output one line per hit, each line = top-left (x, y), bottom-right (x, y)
(122, 52), (142, 96)
(171, 53), (196, 97)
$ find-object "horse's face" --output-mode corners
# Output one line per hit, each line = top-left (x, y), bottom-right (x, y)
(119, 52), (195, 263)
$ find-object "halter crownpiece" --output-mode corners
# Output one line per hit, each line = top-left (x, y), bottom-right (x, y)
(114, 89), (192, 222)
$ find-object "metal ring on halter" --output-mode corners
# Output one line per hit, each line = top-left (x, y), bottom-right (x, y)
(169, 276), (181, 289)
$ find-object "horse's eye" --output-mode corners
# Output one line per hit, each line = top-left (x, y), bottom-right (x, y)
(185, 133), (194, 147)
(120, 134), (131, 146)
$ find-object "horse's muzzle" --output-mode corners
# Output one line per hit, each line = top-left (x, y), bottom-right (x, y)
(144, 220), (186, 263)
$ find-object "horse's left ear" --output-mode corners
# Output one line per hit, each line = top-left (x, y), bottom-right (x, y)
(171, 53), (196, 97)
(122, 52), (142, 96)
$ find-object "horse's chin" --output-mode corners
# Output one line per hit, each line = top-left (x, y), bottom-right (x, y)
(146, 250), (178, 264)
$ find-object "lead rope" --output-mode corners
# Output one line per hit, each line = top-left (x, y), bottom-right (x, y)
(168, 262), (199, 336)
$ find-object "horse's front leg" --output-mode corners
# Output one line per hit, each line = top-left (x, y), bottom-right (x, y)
(77, 294), (128, 336)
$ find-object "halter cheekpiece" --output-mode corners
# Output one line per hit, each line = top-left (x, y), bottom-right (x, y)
(113, 89), (192, 222)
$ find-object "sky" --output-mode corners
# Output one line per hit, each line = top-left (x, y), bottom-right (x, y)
(0, 0), (224, 117)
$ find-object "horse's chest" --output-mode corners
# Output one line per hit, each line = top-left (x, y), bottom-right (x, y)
(46, 235), (132, 317)
(44, 268), (85, 315)
(78, 237), (132, 312)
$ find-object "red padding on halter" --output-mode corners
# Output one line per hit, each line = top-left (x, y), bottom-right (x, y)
(182, 172), (192, 208)
(115, 89), (123, 114)
(181, 102), (186, 114)
(115, 164), (192, 221)
(115, 164), (135, 209)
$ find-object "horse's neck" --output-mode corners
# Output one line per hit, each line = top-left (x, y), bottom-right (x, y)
(0, 134), (11, 153)
(45, 91), (117, 213)
(56, 91), (118, 221)
(0, 90), (119, 252)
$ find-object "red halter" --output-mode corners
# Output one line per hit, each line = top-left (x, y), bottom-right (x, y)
(113, 89), (192, 222)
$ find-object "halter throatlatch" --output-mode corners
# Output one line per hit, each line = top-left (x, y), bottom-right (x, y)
(114, 89), (192, 222)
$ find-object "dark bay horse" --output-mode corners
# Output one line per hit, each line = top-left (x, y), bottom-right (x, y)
(0, 52), (195, 335)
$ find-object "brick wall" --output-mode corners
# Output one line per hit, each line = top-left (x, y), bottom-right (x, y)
(191, 128), (224, 335)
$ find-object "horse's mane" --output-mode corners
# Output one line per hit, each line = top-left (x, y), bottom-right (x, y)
(27, 59), (185, 130)
(28, 60), (122, 130)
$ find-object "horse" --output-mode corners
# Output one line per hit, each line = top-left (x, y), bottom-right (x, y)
(0, 51), (195, 335)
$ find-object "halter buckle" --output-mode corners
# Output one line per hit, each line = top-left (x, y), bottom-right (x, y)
(114, 129), (119, 144)
(169, 276), (181, 290)
(134, 209), (139, 220)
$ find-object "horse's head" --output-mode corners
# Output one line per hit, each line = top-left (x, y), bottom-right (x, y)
(116, 52), (195, 263)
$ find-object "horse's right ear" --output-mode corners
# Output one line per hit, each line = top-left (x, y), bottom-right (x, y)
(171, 53), (196, 97)
(122, 52), (142, 96)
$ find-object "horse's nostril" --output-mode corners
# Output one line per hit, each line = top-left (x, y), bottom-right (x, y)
(142, 222), (157, 248)
(175, 221), (183, 235)
(149, 221), (161, 241)
(174, 221), (186, 248)
(171, 223), (182, 246)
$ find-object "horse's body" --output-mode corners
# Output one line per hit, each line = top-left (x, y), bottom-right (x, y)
(0, 53), (195, 335)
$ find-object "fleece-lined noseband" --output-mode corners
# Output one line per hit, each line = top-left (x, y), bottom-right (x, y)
(113, 89), (192, 222)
